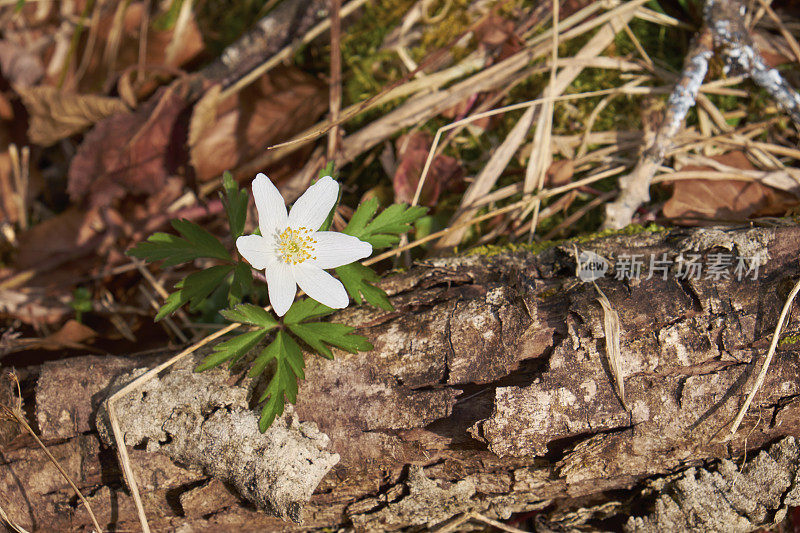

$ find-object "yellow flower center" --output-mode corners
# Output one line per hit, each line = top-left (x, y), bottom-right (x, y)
(277, 226), (317, 265)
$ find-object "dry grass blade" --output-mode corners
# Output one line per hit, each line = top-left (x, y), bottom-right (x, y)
(0, 503), (30, 533)
(755, 0), (800, 64)
(8, 144), (29, 231)
(727, 276), (800, 439)
(436, 104), (536, 249)
(437, 1), (639, 248)
(593, 282), (626, 409)
(0, 373), (102, 533)
(107, 320), (243, 533)
(523, 0), (559, 242)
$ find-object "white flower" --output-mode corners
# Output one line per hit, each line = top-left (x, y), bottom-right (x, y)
(236, 173), (372, 316)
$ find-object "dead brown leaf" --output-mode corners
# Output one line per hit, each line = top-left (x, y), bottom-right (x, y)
(545, 159), (575, 188)
(393, 131), (465, 206)
(29, 319), (97, 351)
(0, 319), (96, 354)
(662, 151), (798, 223)
(473, 11), (524, 60)
(18, 86), (129, 146)
(190, 66), (327, 183)
(67, 83), (189, 207)
(14, 207), (92, 270)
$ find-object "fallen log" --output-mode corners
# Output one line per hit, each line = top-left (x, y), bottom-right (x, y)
(2, 222), (800, 532)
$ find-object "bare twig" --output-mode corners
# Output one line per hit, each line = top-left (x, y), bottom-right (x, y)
(708, 0), (800, 125)
(327, 0), (342, 160)
(603, 27), (714, 230)
(604, 0), (800, 229)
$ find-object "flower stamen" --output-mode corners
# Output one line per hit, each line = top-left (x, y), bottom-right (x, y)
(276, 226), (317, 265)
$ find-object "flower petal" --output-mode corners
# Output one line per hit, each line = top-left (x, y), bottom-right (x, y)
(294, 263), (349, 309)
(308, 231), (372, 269)
(236, 234), (276, 270)
(288, 175), (339, 231)
(252, 173), (288, 239)
(265, 259), (297, 316)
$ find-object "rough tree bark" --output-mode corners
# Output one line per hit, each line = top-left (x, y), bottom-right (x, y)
(3, 223), (800, 532)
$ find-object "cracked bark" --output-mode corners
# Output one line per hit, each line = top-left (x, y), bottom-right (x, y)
(4, 223), (800, 531)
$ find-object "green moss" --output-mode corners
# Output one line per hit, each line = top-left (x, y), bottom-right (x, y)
(466, 222), (667, 258)
(779, 333), (800, 347)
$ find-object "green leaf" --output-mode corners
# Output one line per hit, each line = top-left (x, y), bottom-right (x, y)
(335, 263), (393, 311)
(221, 303), (279, 329)
(127, 219), (231, 267)
(343, 197), (379, 241)
(228, 261), (253, 305)
(344, 201), (427, 249)
(317, 162), (339, 232)
(155, 291), (185, 321)
(155, 265), (233, 320)
(221, 171), (248, 240)
(249, 336), (279, 378)
(255, 331), (305, 432)
(196, 328), (270, 372)
(171, 219), (231, 261)
(288, 322), (373, 359)
(283, 298), (335, 325)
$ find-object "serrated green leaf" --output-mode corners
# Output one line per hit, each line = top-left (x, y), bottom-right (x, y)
(155, 265), (233, 320)
(155, 290), (185, 321)
(128, 232), (200, 267)
(221, 303), (278, 329)
(283, 298), (335, 325)
(221, 171), (249, 239)
(196, 328), (269, 372)
(182, 265), (234, 311)
(171, 219), (232, 261)
(249, 337), (279, 377)
(316, 162), (338, 232)
(228, 261), (253, 305)
(344, 202), (426, 249)
(335, 263), (393, 311)
(255, 331), (305, 432)
(288, 322), (373, 359)
(128, 219), (231, 267)
(343, 197), (379, 241)
(258, 393), (285, 432)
